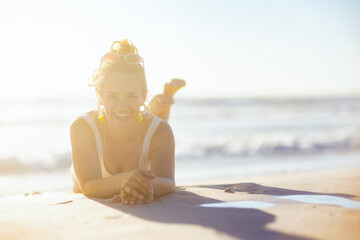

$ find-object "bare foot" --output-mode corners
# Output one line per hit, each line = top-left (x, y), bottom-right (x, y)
(163, 78), (186, 96)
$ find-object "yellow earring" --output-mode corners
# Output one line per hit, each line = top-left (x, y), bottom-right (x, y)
(98, 105), (105, 123)
(137, 113), (142, 123)
(98, 112), (105, 123)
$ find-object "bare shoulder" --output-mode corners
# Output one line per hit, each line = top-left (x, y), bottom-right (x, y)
(150, 119), (175, 151)
(70, 110), (102, 187)
(70, 110), (97, 141)
(157, 120), (174, 136)
(70, 117), (87, 133)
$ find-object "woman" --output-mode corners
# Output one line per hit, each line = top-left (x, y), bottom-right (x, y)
(70, 39), (185, 205)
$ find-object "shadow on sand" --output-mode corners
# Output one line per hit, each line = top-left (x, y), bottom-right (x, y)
(85, 182), (351, 240)
(192, 182), (355, 198)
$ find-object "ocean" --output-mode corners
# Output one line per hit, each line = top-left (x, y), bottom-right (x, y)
(0, 96), (359, 187)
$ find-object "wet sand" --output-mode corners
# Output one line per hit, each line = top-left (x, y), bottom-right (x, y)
(0, 169), (359, 240)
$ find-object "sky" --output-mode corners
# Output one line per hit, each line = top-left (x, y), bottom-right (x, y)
(0, 0), (359, 98)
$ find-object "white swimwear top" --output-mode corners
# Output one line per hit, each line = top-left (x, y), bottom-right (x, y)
(71, 113), (162, 185)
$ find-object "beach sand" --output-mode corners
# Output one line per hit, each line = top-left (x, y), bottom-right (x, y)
(1, 169), (359, 240)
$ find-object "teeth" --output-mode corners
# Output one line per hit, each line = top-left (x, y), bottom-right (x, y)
(114, 113), (130, 118)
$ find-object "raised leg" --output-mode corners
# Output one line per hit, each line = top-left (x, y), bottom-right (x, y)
(148, 79), (186, 122)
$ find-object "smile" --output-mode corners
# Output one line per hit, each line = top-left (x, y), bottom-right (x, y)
(114, 112), (131, 120)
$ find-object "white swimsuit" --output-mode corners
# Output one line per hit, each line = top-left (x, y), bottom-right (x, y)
(71, 113), (162, 187)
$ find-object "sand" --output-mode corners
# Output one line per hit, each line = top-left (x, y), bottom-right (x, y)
(0, 169), (360, 240)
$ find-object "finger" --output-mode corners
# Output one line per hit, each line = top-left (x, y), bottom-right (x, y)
(135, 174), (153, 192)
(133, 175), (154, 200)
(120, 191), (127, 203)
(134, 171), (154, 190)
(128, 186), (147, 201)
(130, 171), (152, 192)
(122, 184), (135, 205)
(127, 171), (154, 199)
(135, 196), (150, 205)
(112, 193), (122, 203)
(139, 169), (156, 179)
(122, 194), (131, 205)
(133, 194), (151, 205)
(121, 193), (128, 204)
(129, 178), (151, 199)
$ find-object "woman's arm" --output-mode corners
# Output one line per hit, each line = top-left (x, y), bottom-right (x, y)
(81, 174), (123, 199)
(149, 121), (176, 198)
(70, 117), (122, 198)
(81, 170), (153, 200)
(152, 176), (175, 198)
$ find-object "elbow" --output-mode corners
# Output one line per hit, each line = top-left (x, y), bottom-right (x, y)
(165, 178), (176, 195)
(164, 177), (176, 194)
(153, 177), (176, 198)
(80, 179), (106, 199)
(80, 181), (95, 197)
(163, 179), (176, 197)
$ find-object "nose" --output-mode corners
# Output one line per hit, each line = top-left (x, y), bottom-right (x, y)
(115, 97), (130, 110)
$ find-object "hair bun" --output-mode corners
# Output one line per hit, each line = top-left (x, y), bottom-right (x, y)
(111, 39), (138, 54)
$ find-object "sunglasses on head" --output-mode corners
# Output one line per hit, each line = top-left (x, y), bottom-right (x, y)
(101, 52), (144, 68)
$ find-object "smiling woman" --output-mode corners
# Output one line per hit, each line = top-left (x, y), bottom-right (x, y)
(70, 39), (185, 205)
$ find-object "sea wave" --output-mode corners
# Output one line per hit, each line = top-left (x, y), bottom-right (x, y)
(175, 125), (360, 159)
(0, 152), (72, 174)
(1, 126), (359, 174)
(0, 96), (359, 173)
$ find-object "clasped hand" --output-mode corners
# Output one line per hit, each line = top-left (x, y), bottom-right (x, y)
(113, 169), (156, 205)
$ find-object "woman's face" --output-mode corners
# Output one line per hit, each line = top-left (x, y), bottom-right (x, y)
(100, 73), (146, 128)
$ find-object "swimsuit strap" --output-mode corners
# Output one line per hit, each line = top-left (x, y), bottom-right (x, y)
(138, 116), (162, 171)
(79, 114), (111, 177)
(77, 113), (162, 176)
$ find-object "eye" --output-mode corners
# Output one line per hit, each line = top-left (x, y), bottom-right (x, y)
(128, 94), (138, 99)
(107, 94), (117, 99)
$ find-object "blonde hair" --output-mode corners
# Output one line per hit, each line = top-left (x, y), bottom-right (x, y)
(89, 39), (147, 97)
